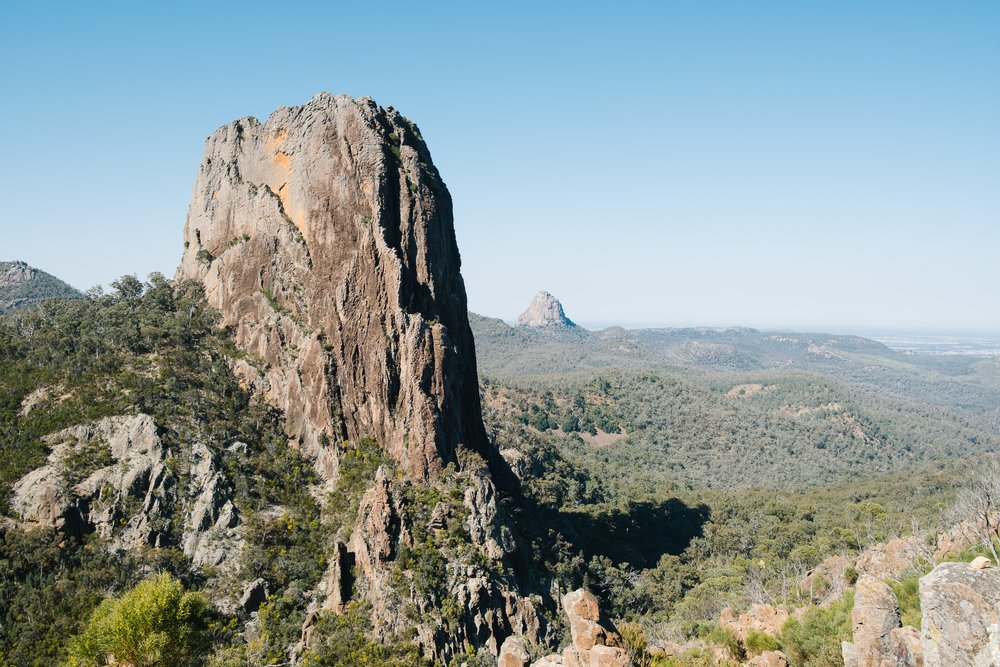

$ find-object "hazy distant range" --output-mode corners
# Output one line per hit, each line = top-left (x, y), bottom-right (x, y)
(561, 320), (1000, 358)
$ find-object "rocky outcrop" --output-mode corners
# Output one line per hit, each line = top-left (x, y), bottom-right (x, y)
(919, 561), (1000, 666)
(176, 92), (488, 485)
(0, 260), (80, 313)
(524, 589), (631, 667)
(499, 635), (531, 667)
(856, 536), (930, 581)
(800, 554), (853, 605)
(842, 575), (921, 667)
(10, 414), (243, 570)
(174, 94), (552, 662)
(719, 604), (788, 643)
(517, 292), (576, 328)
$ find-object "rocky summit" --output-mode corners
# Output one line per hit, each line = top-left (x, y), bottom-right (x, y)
(177, 92), (488, 484)
(0, 260), (80, 313)
(175, 93), (541, 661)
(516, 291), (576, 328)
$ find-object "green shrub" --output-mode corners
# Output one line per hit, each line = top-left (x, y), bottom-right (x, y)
(65, 573), (211, 667)
(744, 629), (780, 654)
(780, 590), (853, 667)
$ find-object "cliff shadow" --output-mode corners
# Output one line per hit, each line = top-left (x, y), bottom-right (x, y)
(553, 498), (709, 570)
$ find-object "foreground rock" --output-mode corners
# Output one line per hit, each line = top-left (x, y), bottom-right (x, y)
(719, 604), (788, 643)
(919, 561), (1000, 666)
(517, 291), (576, 328)
(842, 575), (921, 667)
(523, 589), (631, 667)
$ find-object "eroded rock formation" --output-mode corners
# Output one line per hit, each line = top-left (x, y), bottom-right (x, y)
(919, 561), (1000, 666)
(176, 92), (488, 484)
(175, 93), (543, 662)
(517, 291), (576, 328)
(10, 414), (243, 570)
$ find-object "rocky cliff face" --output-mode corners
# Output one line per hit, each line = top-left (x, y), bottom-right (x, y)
(175, 93), (542, 662)
(176, 93), (487, 484)
(517, 291), (576, 328)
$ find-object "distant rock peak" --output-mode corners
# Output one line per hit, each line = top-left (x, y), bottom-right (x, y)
(0, 260), (81, 313)
(517, 291), (575, 328)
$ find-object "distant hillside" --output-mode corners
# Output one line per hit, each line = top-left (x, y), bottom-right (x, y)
(469, 312), (1000, 431)
(470, 312), (1000, 489)
(0, 261), (81, 313)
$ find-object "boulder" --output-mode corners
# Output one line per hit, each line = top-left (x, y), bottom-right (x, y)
(919, 561), (1000, 666)
(970, 556), (992, 570)
(851, 576), (903, 667)
(499, 635), (530, 667)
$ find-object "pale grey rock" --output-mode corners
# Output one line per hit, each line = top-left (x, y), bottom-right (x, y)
(919, 561), (1000, 667)
(843, 640), (860, 667)
(10, 414), (243, 571)
(239, 578), (269, 613)
(517, 292), (575, 328)
(182, 442), (243, 568)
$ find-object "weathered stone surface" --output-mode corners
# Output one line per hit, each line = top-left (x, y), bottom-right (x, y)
(856, 536), (929, 581)
(176, 92), (488, 485)
(889, 626), (922, 667)
(799, 554), (853, 605)
(532, 655), (564, 667)
(517, 291), (575, 328)
(499, 635), (531, 667)
(239, 578), (268, 613)
(10, 414), (244, 570)
(933, 520), (981, 560)
(970, 555), (992, 570)
(719, 604), (788, 643)
(843, 640), (860, 667)
(747, 650), (789, 667)
(850, 576), (904, 667)
(534, 589), (631, 667)
(919, 561), (1000, 667)
(564, 589), (621, 651)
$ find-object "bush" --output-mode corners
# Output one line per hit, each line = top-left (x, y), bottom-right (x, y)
(779, 590), (853, 667)
(65, 573), (211, 667)
(744, 629), (780, 654)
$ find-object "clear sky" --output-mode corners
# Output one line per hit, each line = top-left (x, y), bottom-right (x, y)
(2, 1), (997, 332)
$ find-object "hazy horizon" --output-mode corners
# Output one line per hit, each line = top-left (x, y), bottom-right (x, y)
(3, 1), (997, 332)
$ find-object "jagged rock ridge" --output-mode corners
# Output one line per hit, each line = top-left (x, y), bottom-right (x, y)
(0, 261), (81, 313)
(516, 291), (576, 328)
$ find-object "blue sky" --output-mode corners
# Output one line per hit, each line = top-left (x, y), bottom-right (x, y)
(2, 1), (997, 332)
